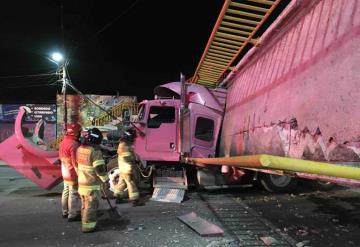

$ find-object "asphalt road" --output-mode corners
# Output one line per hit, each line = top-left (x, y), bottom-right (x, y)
(1, 165), (360, 247)
(0, 165), (238, 247)
(235, 185), (360, 247)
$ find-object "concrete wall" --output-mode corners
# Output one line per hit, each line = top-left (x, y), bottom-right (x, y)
(221, 0), (360, 162)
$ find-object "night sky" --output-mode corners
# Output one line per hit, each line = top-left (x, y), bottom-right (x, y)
(0, 0), (224, 103)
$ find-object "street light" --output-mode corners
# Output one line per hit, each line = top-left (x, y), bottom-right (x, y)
(51, 52), (64, 63)
(49, 51), (67, 129)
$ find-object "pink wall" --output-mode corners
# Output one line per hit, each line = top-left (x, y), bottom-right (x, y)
(221, 0), (360, 162)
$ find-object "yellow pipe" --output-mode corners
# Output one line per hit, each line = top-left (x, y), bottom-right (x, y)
(203, 61), (228, 67)
(246, 0), (275, 5)
(218, 27), (252, 36)
(260, 155), (360, 180)
(213, 37), (244, 46)
(226, 9), (264, 19)
(223, 15), (259, 26)
(208, 48), (237, 56)
(187, 154), (360, 181)
(210, 45), (238, 53)
(207, 51), (233, 59)
(205, 55), (232, 63)
(188, 155), (263, 168)
(213, 41), (240, 50)
(205, 57), (230, 64)
(229, 2), (269, 13)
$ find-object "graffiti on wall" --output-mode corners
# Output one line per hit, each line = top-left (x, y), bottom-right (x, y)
(56, 94), (137, 135)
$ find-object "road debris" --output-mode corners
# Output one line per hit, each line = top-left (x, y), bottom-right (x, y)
(296, 240), (310, 247)
(260, 236), (278, 245)
(296, 229), (308, 236)
(206, 238), (236, 247)
(178, 212), (224, 237)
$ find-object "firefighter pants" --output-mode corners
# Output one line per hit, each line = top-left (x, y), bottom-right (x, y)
(80, 191), (99, 232)
(61, 184), (80, 218)
(114, 173), (139, 201)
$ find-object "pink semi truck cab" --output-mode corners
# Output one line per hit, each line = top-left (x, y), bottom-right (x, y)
(129, 78), (245, 197)
(132, 80), (226, 163)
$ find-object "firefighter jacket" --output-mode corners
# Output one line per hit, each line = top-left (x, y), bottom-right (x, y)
(59, 135), (80, 185)
(117, 142), (136, 175)
(76, 145), (109, 195)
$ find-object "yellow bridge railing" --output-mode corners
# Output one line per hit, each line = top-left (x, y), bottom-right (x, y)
(92, 102), (139, 126)
(191, 0), (281, 87)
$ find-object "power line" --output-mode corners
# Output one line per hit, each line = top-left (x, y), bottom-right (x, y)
(65, 67), (117, 120)
(0, 81), (58, 90)
(0, 73), (59, 89)
(94, 0), (140, 37)
(0, 72), (57, 79)
(67, 0), (140, 62)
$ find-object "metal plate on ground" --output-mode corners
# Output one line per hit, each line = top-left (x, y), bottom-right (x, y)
(178, 212), (224, 237)
(153, 176), (187, 189)
(151, 188), (185, 203)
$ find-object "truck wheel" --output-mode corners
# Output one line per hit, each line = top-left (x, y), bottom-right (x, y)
(311, 181), (335, 191)
(259, 174), (298, 193)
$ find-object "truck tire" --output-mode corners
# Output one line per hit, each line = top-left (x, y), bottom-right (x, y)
(259, 174), (298, 193)
(311, 181), (335, 191)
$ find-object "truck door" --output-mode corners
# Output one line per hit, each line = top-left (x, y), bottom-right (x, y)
(146, 105), (177, 152)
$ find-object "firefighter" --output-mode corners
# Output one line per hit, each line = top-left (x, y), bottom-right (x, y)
(76, 128), (109, 233)
(59, 123), (82, 221)
(113, 128), (142, 206)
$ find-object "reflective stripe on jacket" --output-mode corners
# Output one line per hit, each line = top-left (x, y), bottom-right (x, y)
(76, 145), (108, 195)
(117, 142), (136, 174)
(59, 135), (80, 185)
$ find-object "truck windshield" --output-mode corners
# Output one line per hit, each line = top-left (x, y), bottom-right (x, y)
(147, 106), (175, 128)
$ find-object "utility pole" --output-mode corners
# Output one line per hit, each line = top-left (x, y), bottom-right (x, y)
(61, 64), (67, 129)
(49, 51), (66, 133)
(60, 2), (67, 130)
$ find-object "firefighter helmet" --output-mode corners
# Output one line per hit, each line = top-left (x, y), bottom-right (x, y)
(84, 128), (103, 145)
(65, 123), (82, 136)
(119, 127), (137, 144)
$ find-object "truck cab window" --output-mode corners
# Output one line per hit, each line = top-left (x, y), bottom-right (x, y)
(147, 106), (175, 128)
(137, 105), (145, 121)
(195, 117), (214, 142)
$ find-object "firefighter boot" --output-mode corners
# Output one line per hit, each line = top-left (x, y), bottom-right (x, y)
(132, 199), (144, 207)
(68, 214), (81, 222)
(82, 226), (97, 233)
(115, 197), (126, 204)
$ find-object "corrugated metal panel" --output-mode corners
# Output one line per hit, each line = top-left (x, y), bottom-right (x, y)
(220, 0), (360, 163)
